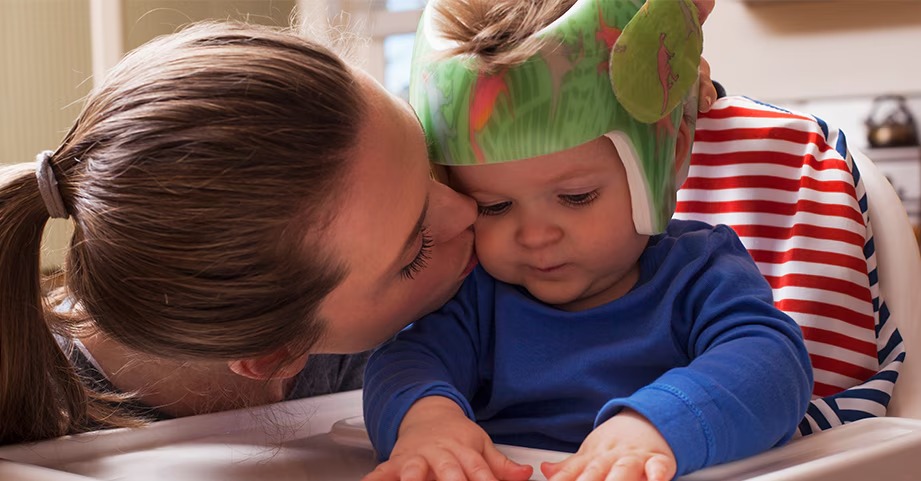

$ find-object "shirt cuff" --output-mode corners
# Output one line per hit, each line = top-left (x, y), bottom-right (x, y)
(374, 383), (475, 461)
(594, 383), (717, 475)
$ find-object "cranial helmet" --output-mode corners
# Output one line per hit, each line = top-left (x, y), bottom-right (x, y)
(410, 0), (703, 234)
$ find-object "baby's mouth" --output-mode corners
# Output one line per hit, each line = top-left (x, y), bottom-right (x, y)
(531, 263), (567, 274)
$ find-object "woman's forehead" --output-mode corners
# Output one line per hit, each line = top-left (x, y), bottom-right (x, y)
(326, 73), (430, 283)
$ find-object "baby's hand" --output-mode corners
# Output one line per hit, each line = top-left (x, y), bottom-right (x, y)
(540, 409), (676, 481)
(698, 57), (717, 113)
(694, 0), (715, 24)
(362, 396), (533, 481)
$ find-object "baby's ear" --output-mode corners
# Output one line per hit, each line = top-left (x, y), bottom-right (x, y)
(227, 348), (309, 381)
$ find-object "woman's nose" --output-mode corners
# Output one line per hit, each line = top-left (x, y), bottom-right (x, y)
(431, 180), (477, 240)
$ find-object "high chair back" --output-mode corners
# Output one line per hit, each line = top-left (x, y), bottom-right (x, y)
(676, 97), (919, 435)
(849, 147), (921, 418)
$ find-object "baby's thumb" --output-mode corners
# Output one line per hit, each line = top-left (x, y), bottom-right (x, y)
(540, 461), (562, 479)
(483, 445), (533, 481)
(646, 454), (678, 481)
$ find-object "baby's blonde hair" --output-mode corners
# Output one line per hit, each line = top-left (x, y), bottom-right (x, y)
(433, 0), (578, 75)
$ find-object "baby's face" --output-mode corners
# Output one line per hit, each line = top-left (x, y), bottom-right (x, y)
(449, 136), (650, 311)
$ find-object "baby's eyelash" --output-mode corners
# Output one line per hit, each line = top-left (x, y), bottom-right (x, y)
(559, 190), (599, 207)
(400, 226), (433, 280)
(478, 201), (511, 216)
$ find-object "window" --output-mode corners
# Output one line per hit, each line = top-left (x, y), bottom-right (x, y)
(384, 33), (415, 98)
(338, 0), (424, 96)
(386, 0), (426, 12)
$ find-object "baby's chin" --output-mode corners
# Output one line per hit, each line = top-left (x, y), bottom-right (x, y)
(482, 265), (616, 311)
(519, 283), (592, 312)
(523, 279), (628, 312)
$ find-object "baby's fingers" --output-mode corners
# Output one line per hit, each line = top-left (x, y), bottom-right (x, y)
(601, 455), (645, 481)
(362, 456), (424, 481)
(544, 453), (671, 481)
(450, 446), (501, 481)
(428, 453), (471, 481)
(644, 454), (677, 481)
(541, 460), (563, 480)
(482, 444), (533, 481)
(543, 454), (588, 481)
(697, 57), (717, 113)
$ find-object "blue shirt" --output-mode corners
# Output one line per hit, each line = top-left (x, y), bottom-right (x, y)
(364, 220), (812, 476)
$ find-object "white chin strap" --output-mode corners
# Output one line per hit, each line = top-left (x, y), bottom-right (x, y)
(603, 132), (655, 236)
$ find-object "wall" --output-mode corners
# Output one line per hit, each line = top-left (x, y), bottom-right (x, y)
(704, 0), (921, 149)
(1, 0), (92, 269)
(1, 0), (297, 270)
(122, 0), (295, 50)
(705, 0), (921, 102)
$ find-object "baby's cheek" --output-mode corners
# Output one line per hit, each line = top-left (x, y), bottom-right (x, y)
(472, 226), (509, 273)
(470, 218), (489, 244)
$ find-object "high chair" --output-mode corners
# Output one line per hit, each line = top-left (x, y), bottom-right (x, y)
(850, 146), (921, 419)
(0, 98), (920, 481)
(675, 96), (921, 430)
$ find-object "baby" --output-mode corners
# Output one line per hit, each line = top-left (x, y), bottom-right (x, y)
(363, 1), (812, 480)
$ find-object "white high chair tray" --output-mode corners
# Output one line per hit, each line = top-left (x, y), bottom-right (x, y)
(1, 390), (919, 480)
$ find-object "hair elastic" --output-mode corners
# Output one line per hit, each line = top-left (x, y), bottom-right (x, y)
(35, 150), (70, 219)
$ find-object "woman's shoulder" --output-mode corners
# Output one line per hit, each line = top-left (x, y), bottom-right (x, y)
(55, 335), (117, 393)
(286, 351), (371, 400)
(54, 335), (172, 422)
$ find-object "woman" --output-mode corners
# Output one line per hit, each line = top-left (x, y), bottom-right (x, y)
(0, 21), (478, 444)
(0, 21), (718, 445)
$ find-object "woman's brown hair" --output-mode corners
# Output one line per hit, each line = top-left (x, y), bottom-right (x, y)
(0, 22), (362, 444)
(432, 0), (578, 74)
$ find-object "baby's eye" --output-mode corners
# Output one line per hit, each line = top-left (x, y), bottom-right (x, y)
(478, 201), (511, 216)
(559, 191), (599, 207)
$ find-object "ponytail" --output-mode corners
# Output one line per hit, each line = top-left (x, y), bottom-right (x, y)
(0, 162), (86, 442)
(0, 162), (141, 444)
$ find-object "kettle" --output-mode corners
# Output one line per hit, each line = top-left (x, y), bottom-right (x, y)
(865, 95), (919, 148)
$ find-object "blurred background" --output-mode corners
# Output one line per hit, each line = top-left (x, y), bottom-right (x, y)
(2, 0), (920, 269)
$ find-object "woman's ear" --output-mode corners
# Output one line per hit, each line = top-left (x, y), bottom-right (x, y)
(227, 348), (309, 381)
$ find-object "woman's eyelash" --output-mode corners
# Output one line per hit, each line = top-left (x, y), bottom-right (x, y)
(478, 201), (511, 216)
(560, 190), (599, 207)
(400, 226), (433, 280)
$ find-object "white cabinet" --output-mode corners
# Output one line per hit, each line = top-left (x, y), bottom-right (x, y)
(865, 146), (921, 227)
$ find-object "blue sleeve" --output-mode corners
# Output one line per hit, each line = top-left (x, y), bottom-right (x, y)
(595, 225), (813, 475)
(362, 272), (489, 460)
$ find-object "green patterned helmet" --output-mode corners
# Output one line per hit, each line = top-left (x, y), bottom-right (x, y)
(410, 0), (703, 234)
